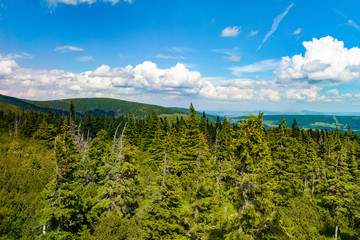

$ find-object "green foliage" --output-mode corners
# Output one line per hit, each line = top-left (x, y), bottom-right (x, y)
(1, 104), (360, 239)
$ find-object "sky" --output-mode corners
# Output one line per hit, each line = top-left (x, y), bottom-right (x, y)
(2, 0), (360, 112)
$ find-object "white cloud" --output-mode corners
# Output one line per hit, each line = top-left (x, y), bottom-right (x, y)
(348, 19), (360, 31)
(326, 89), (339, 95)
(156, 54), (186, 59)
(0, 58), (333, 103)
(276, 36), (360, 83)
(212, 47), (241, 62)
(229, 59), (280, 76)
(293, 28), (301, 35)
(258, 3), (294, 50)
(221, 26), (241, 37)
(103, 0), (119, 5)
(54, 45), (84, 52)
(46, 0), (132, 6)
(199, 80), (281, 101)
(222, 55), (241, 62)
(0, 60), (18, 75)
(76, 56), (95, 62)
(285, 86), (322, 102)
(47, 0), (77, 5)
(165, 47), (192, 53)
(2, 52), (33, 60)
(249, 30), (258, 36)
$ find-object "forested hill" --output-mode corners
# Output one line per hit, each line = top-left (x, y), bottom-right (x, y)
(0, 105), (359, 239)
(0, 94), (184, 117)
(2, 94), (360, 132)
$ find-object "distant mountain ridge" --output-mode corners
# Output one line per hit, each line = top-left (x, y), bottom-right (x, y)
(1, 94), (360, 133)
(0, 94), (184, 117)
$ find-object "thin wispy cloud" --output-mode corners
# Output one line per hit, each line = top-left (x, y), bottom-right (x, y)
(76, 56), (95, 62)
(54, 45), (84, 52)
(333, 9), (360, 31)
(257, 3), (294, 50)
(221, 26), (241, 37)
(165, 47), (192, 53)
(212, 47), (241, 62)
(1, 52), (33, 60)
(229, 59), (280, 77)
(249, 30), (258, 37)
(156, 53), (186, 59)
(222, 55), (241, 62)
(46, 0), (133, 7)
(348, 19), (360, 31)
(293, 28), (301, 35)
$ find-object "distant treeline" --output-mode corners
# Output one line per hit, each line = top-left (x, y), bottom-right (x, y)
(0, 105), (359, 239)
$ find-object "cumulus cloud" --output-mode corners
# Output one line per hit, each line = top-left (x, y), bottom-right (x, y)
(327, 89), (339, 95)
(76, 56), (95, 62)
(258, 3), (294, 50)
(54, 45), (84, 52)
(293, 28), (301, 35)
(229, 59), (280, 76)
(285, 86), (323, 102)
(276, 36), (360, 83)
(0, 57), (332, 103)
(0, 60), (18, 75)
(200, 79), (281, 101)
(221, 26), (241, 37)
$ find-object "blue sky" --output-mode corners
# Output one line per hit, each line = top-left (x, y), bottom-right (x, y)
(2, 0), (360, 112)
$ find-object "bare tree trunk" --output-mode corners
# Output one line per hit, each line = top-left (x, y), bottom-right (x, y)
(335, 225), (338, 240)
(112, 121), (122, 153)
(118, 122), (127, 156)
(161, 149), (167, 187)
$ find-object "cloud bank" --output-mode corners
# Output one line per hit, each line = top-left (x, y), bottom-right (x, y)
(4, 36), (360, 104)
(276, 36), (360, 83)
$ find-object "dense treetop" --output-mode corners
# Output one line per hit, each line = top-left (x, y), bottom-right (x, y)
(0, 105), (359, 239)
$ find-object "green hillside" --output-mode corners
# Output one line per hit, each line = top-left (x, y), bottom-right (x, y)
(25, 97), (184, 117)
(0, 94), (185, 117)
(0, 94), (58, 113)
(230, 114), (360, 133)
(2, 94), (360, 133)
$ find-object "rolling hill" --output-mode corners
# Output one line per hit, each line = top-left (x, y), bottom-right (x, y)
(0, 94), (184, 117)
(1, 94), (360, 133)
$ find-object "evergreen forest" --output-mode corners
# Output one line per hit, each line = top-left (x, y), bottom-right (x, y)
(1, 104), (360, 239)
